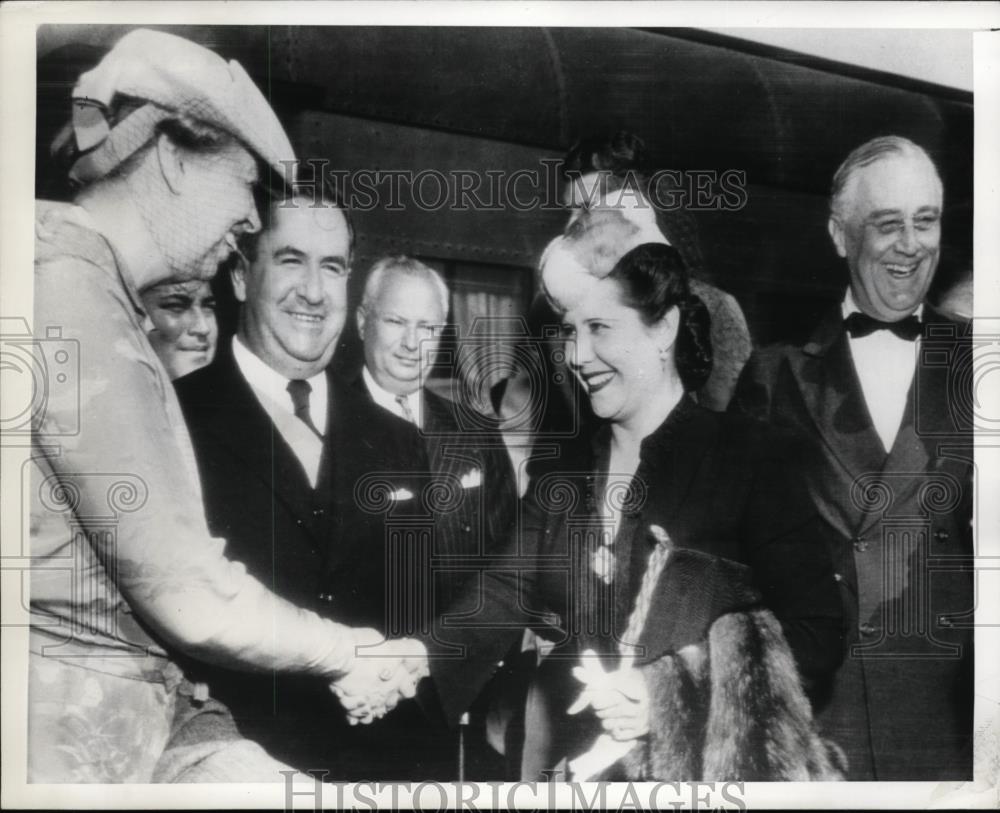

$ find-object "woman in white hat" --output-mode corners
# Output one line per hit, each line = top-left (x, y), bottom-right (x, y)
(30, 29), (423, 783)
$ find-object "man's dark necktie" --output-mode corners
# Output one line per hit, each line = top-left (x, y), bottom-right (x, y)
(845, 311), (922, 341)
(286, 379), (323, 439)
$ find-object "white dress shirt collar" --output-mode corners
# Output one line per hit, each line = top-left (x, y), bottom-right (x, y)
(362, 366), (423, 429)
(841, 291), (921, 455)
(231, 335), (328, 487)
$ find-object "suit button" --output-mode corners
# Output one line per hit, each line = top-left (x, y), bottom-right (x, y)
(858, 622), (878, 637)
(833, 572), (843, 583)
(295, 519), (304, 527)
(463, 524), (471, 533)
(312, 508), (325, 518)
(934, 529), (950, 543)
(853, 536), (869, 553)
(318, 593), (334, 603)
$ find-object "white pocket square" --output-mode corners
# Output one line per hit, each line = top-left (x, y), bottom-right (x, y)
(390, 487), (414, 502)
(459, 469), (482, 489)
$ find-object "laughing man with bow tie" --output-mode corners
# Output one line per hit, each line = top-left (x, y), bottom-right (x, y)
(734, 136), (974, 780)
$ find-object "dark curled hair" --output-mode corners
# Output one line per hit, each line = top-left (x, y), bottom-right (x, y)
(561, 130), (649, 180)
(240, 181), (355, 266)
(607, 243), (712, 393)
(561, 131), (706, 278)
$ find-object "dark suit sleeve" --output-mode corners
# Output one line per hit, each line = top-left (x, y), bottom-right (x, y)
(741, 424), (845, 683)
(427, 489), (554, 727)
(730, 349), (774, 422)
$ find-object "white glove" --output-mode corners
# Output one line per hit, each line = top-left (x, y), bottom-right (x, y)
(329, 630), (428, 725)
(567, 649), (650, 742)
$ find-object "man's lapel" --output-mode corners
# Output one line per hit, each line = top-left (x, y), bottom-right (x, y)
(850, 380), (930, 535)
(420, 388), (451, 469)
(321, 373), (431, 572)
(319, 377), (363, 572)
(207, 349), (317, 521)
(864, 317), (971, 531)
(320, 374), (382, 503)
(315, 371), (339, 496)
(789, 307), (887, 489)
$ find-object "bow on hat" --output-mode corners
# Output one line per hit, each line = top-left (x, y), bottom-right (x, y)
(52, 28), (296, 185)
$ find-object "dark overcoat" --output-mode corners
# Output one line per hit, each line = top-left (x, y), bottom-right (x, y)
(174, 345), (444, 778)
(429, 398), (845, 777)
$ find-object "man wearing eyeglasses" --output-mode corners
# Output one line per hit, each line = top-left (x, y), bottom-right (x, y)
(356, 257), (519, 776)
(357, 256), (452, 429)
(173, 196), (429, 777)
(357, 256), (517, 604)
(733, 136), (974, 780)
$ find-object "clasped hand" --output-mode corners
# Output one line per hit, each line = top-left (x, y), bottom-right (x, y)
(330, 630), (428, 725)
(568, 649), (650, 742)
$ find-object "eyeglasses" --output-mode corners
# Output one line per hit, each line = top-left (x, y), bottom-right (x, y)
(374, 312), (446, 340)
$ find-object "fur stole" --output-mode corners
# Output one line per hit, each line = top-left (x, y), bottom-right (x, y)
(617, 608), (845, 780)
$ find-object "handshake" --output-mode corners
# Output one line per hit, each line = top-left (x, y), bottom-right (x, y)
(330, 629), (429, 725)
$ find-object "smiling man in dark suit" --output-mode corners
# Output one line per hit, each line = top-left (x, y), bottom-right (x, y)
(356, 256), (518, 612)
(734, 136), (974, 780)
(354, 257), (521, 776)
(174, 193), (430, 776)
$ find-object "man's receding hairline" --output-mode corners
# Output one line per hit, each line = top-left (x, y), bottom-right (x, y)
(247, 195), (351, 268)
(269, 194), (348, 221)
(371, 266), (445, 311)
(834, 150), (943, 219)
(362, 258), (450, 318)
(259, 197), (350, 244)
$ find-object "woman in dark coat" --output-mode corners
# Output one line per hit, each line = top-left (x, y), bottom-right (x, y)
(430, 223), (846, 781)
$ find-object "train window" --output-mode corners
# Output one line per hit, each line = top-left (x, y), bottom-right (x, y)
(424, 260), (533, 412)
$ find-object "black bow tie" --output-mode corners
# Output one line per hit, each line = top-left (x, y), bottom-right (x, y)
(845, 311), (922, 341)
